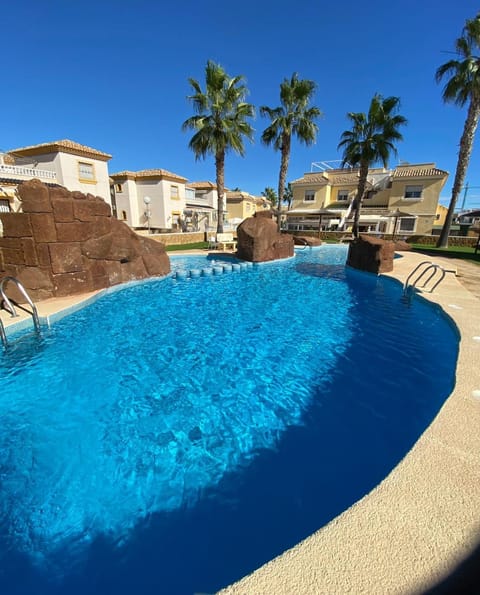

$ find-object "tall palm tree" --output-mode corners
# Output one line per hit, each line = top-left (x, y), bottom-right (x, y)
(337, 94), (407, 238)
(182, 60), (254, 233)
(436, 13), (480, 248)
(260, 73), (321, 229)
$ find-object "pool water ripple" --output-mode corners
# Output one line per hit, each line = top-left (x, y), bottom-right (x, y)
(0, 245), (458, 595)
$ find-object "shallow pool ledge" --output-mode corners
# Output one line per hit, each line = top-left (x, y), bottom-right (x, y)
(219, 251), (480, 595)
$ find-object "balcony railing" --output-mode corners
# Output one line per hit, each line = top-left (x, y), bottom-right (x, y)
(0, 164), (57, 180)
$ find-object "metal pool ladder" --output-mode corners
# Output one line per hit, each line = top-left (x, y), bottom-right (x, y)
(402, 261), (455, 299)
(0, 276), (41, 348)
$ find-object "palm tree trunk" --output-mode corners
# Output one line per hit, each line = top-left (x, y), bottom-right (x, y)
(437, 97), (480, 248)
(277, 134), (291, 231)
(352, 161), (369, 238)
(216, 151), (225, 234)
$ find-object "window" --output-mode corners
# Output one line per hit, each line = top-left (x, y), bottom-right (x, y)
(365, 190), (376, 199)
(78, 161), (96, 182)
(337, 190), (349, 201)
(399, 217), (416, 232)
(115, 183), (123, 193)
(121, 210), (127, 220)
(170, 185), (179, 199)
(0, 199), (10, 213)
(404, 185), (423, 199)
(304, 190), (315, 202)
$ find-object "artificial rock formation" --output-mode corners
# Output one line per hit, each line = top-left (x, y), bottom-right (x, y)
(294, 236), (323, 247)
(346, 235), (396, 274)
(236, 211), (294, 262)
(0, 179), (170, 301)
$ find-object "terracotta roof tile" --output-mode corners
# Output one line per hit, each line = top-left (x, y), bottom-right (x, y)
(291, 173), (329, 184)
(188, 181), (216, 188)
(110, 169), (187, 182)
(9, 139), (112, 161)
(393, 164), (448, 178)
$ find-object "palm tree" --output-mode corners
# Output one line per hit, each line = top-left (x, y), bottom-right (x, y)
(337, 94), (407, 238)
(260, 73), (321, 229)
(182, 60), (254, 233)
(435, 13), (480, 248)
(283, 182), (293, 210)
(261, 186), (278, 208)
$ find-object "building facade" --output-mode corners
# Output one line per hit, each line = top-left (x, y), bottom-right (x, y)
(2, 140), (112, 210)
(185, 181), (218, 231)
(110, 169), (189, 231)
(288, 163), (449, 236)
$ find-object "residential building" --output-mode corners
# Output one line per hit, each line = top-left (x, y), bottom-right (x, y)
(288, 163), (449, 236)
(225, 191), (272, 226)
(110, 169), (189, 231)
(2, 140), (112, 209)
(186, 181), (219, 231)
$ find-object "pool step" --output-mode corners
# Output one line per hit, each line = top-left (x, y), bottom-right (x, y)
(174, 261), (254, 280)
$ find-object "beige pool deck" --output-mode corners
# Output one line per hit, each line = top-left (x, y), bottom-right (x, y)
(1, 250), (479, 594)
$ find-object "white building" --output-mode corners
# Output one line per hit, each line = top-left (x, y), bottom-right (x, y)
(110, 169), (189, 231)
(186, 181), (218, 231)
(3, 140), (112, 208)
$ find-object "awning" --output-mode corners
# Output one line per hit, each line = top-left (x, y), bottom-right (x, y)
(287, 208), (341, 215)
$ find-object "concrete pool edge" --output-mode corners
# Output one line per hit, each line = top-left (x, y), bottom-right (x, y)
(219, 250), (480, 595)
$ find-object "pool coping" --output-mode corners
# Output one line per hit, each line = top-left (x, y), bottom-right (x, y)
(1, 250), (479, 594)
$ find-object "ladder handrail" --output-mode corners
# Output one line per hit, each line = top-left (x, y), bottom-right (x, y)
(0, 276), (41, 332)
(0, 318), (6, 349)
(403, 261), (452, 297)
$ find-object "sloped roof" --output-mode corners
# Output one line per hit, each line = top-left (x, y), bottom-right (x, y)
(291, 172), (329, 185)
(188, 181), (217, 189)
(392, 164), (448, 178)
(9, 139), (112, 161)
(110, 169), (187, 182)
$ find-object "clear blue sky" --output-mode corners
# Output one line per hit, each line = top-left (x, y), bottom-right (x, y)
(2, 0), (480, 209)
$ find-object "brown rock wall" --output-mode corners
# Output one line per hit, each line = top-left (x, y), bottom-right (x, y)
(0, 179), (170, 301)
(346, 235), (396, 274)
(236, 212), (294, 262)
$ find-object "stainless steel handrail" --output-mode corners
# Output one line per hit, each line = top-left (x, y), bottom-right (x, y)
(403, 261), (455, 297)
(0, 276), (41, 333)
(0, 318), (6, 349)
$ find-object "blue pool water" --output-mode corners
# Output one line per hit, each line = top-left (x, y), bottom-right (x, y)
(0, 245), (458, 595)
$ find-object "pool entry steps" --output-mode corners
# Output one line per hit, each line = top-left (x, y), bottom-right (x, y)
(402, 261), (456, 300)
(0, 276), (41, 348)
(174, 260), (254, 280)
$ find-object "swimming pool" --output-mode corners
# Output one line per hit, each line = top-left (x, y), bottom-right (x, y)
(0, 245), (458, 595)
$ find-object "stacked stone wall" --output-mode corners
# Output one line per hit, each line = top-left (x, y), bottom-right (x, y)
(0, 179), (170, 302)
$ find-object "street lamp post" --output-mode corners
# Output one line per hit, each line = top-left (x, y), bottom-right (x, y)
(143, 196), (151, 234)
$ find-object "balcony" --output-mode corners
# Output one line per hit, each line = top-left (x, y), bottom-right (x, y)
(0, 164), (57, 181)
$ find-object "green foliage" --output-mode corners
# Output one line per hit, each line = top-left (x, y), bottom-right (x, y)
(283, 182), (293, 208)
(337, 94), (407, 237)
(260, 73), (321, 151)
(435, 13), (480, 248)
(436, 13), (480, 107)
(261, 186), (278, 206)
(182, 60), (255, 161)
(411, 244), (480, 264)
(260, 73), (321, 226)
(337, 94), (407, 170)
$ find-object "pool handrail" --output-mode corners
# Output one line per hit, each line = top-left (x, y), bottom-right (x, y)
(0, 276), (41, 337)
(403, 261), (456, 297)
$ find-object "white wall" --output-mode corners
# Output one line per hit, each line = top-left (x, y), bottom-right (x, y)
(56, 153), (111, 204)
